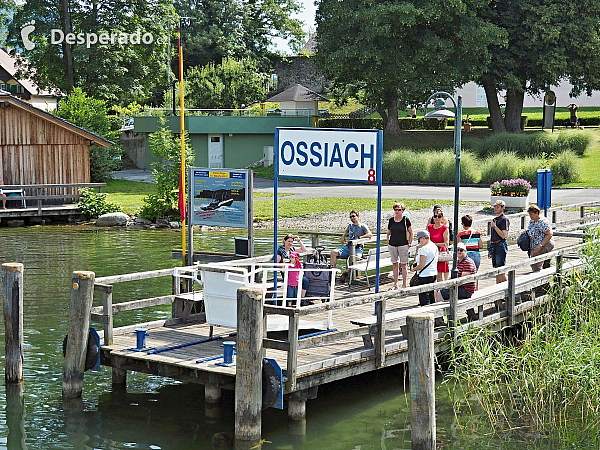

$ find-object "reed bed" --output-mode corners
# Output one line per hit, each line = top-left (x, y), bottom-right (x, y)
(445, 226), (600, 440)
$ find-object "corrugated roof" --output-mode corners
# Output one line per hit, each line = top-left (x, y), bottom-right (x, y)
(0, 90), (113, 147)
(0, 48), (59, 97)
(266, 84), (329, 102)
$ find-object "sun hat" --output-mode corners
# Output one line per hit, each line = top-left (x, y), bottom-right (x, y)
(456, 242), (467, 250)
(416, 230), (430, 240)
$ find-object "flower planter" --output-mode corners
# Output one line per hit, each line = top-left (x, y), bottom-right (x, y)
(490, 195), (529, 209)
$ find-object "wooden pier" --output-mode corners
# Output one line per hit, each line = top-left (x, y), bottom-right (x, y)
(67, 201), (599, 446)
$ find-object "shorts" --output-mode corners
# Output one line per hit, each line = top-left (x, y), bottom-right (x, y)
(335, 245), (364, 259)
(467, 250), (481, 269)
(388, 244), (409, 265)
(489, 241), (508, 268)
(440, 286), (472, 300)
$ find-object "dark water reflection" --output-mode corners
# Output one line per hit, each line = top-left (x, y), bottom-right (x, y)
(0, 225), (587, 449)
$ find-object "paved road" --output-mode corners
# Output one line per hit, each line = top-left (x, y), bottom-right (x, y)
(112, 169), (599, 204)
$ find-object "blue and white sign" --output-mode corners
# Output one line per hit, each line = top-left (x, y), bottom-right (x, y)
(274, 127), (385, 293)
(276, 128), (380, 183)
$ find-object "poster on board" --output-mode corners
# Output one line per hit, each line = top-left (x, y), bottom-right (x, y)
(190, 169), (249, 228)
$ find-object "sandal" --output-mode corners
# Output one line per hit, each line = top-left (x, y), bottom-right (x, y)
(389, 286), (398, 291)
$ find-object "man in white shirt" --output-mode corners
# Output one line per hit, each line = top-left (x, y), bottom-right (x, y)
(410, 230), (438, 306)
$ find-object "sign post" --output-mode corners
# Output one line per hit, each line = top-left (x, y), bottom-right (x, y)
(275, 127), (384, 292)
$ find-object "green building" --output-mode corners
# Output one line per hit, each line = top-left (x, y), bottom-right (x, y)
(132, 114), (315, 170)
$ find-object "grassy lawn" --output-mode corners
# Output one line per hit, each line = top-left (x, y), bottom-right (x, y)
(104, 179), (156, 215)
(562, 129), (600, 187)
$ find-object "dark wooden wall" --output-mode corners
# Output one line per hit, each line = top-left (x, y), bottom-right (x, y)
(0, 103), (90, 185)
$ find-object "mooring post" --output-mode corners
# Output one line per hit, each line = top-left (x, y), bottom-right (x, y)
(112, 368), (127, 386)
(2, 263), (24, 384)
(375, 298), (386, 368)
(63, 271), (95, 399)
(288, 390), (307, 436)
(507, 269), (516, 326)
(407, 314), (436, 450)
(235, 287), (263, 446)
(6, 383), (26, 448)
(205, 373), (223, 420)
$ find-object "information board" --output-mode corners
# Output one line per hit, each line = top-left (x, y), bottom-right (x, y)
(190, 169), (249, 228)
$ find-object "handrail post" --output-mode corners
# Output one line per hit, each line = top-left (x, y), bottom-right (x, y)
(102, 286), (114, 345)
(407, 314), (436, 449)
(286, 312), (300, 392)
(580, 206), (585, 218)
(311, 233), (318, 249)
(235, 287), (263, 446)
(521, 216), (525, 230)
(555, 254), (563, 296)
(63, 271), (95, 398)
(375, 298), (386, 368)
(37, 187), (42, 215)
(2, 263), (24, 384)
(552, 210), (557, 224)
(449, 285), (458, 340)
(507, 269), (516, 326)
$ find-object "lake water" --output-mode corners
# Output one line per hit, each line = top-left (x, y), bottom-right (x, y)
(0, 225), (583, 449)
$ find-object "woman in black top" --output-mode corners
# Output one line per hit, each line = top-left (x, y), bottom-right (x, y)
(386, 202), (413, 289)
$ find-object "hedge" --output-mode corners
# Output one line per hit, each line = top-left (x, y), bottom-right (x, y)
(471, 130), (593, 157)
(318, 117), (447, 130)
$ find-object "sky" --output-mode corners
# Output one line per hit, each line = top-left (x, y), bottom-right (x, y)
(272, 0), (316, 54)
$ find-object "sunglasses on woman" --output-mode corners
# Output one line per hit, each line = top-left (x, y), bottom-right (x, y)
(393, 207), (403, 211)
(433, 214), (443, 218)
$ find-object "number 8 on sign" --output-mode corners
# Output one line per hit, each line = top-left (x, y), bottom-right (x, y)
(367, 169), (376, 184)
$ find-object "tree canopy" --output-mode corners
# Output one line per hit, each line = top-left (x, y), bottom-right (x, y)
(476, 0), (600, 132)
(186, 57), (267, 109)
(315, 0), (501, 134)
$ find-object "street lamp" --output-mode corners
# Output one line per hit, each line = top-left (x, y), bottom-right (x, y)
(424, 92), (462, 279)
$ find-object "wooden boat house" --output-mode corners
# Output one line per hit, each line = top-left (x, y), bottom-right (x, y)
(0, 90), (112, 185)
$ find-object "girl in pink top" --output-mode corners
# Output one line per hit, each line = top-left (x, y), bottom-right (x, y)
(286, 252), (308, 306)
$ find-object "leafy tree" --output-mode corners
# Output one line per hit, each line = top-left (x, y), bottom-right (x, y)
(173, 0), (304, 72)
(8, 0), (174, 104)
(476, 0), (600, 132)
(54, 87), (122, 182)
(140, 120), (194, 221)
(315, 0), (501, 135)
(186, 57), (267, 109)
(0, 0), (15, 46)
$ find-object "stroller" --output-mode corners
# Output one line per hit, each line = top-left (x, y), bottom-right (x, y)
(304, 246), (333, 300)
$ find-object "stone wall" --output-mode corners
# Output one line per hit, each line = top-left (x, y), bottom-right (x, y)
(274, 56), (329, 94)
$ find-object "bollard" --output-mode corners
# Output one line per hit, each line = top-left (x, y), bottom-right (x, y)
(235, 287), (263, 447)
(222, 341), (236, 364)
(2, 263), (24, 384)
(407, 314), (436, 450)
(135, 328), (148, 350)
(63, 271), (95, 399)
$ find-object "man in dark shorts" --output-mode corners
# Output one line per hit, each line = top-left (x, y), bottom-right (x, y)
(488, 199), (510, 283)
(435, 242), (477, 303)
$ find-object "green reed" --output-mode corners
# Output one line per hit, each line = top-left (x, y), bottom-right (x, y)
(445, 226), (600, 440)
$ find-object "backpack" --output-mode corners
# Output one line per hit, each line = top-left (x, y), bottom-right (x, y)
(517, 232), (531, 252)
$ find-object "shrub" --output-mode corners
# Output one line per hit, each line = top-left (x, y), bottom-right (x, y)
(139, 193), (179, 221)
(383, 149), (426, 182)
(473, 132), (554, 158)
(479, 152), (522, 185)
(518, 156), (546, 184)
(90, 145), (122, 183)
(555, 131), (593, 156)
(550, 151), (580, 184)
(318, 118), (447, 130)
(77, 188), (122, 219)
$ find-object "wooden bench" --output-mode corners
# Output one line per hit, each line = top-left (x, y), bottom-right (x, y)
(347, 248), (394, 290)
(2, 189), (26, 208)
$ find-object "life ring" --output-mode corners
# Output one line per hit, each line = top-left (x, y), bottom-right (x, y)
(262, 359), (281, 409)
(62, 329), (99, 372)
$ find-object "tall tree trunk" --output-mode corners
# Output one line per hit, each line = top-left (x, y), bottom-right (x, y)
(483, 79), (505, 133)
(59, 0), (74, 92)
(504, 89), (525, 133)
(382, 90), (401, 136)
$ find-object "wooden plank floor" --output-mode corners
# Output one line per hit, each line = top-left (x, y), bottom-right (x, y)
(101, 236), (581, 387)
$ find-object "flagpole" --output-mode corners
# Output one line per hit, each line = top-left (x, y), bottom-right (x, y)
(178, 21), (187, 265)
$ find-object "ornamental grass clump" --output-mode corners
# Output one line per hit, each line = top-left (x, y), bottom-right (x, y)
(490, 178), (532, 197)
(445, 227), (600, 441)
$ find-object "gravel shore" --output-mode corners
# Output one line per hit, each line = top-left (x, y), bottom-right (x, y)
(255, 202), (495, 234)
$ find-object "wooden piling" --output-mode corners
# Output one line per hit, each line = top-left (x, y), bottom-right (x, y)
(112, 368), (127, 385)
(6, 382), (26, 448)
(62, 271), (95, 399)
(235, 287), (263, 445)
(407, 314), (436, 450)
(2, 263), (24, 384)
(288, 390), (307, 436)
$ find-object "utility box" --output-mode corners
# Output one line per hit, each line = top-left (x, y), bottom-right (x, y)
(263, 146), (274, 167)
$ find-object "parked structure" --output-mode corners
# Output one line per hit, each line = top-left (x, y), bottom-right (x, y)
(0, 49), (61, 111)
(0, 91), (112, 185)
